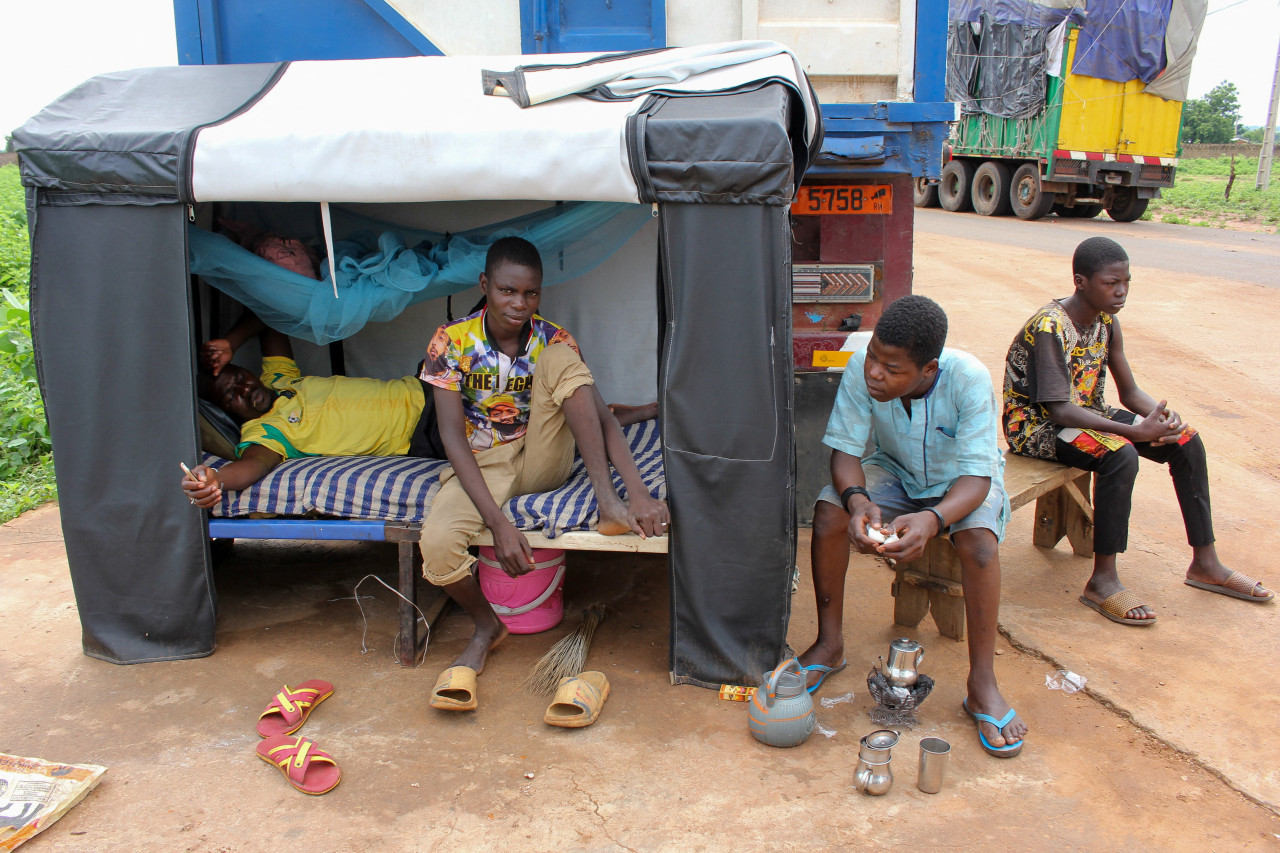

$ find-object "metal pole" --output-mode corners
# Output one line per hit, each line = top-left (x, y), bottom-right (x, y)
(1256, 34), (1280, 191)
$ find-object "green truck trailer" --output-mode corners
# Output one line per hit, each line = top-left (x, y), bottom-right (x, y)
(917, 0), (1206, 222)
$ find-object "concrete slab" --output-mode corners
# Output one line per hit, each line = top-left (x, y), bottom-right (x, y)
(5, 216), (1280, 849)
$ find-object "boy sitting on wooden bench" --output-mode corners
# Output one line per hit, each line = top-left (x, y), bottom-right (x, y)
(799, 295), (1026, 759)
(1002, 236), (1272, 626)
(419, 237), (668, 712)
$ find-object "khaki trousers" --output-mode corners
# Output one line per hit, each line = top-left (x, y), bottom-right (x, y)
(419, 343), (593, 586)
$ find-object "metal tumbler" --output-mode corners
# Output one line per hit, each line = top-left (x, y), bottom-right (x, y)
(916, 737), (951, 794)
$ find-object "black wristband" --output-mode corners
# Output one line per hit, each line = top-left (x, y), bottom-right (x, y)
(924, 506), (947, 536)
(840, 485), (870, 512)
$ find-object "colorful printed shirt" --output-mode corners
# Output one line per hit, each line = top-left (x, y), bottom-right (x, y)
(824, 348), (1009, 534)
(1002, 300), (1118, 460)
(237, 356), (424, 459)
(420, 309), (579, 452)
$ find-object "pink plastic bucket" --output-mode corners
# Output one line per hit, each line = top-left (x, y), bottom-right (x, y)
(476, 546), (566, 634)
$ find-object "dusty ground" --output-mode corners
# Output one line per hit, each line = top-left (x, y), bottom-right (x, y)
(4, 215), (1280, 850)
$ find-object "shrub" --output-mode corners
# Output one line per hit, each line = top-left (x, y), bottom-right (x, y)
(0, 163), (56, 520)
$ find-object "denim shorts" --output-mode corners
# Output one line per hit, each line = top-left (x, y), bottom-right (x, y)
(816, 464), (1007, 541)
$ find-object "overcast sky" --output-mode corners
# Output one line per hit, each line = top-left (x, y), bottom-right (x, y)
(2, 0), (1278, 140)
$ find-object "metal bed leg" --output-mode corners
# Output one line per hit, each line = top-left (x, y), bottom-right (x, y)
(397, 541), (418, 667)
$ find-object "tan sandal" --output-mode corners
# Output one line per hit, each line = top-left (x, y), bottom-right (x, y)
(430, 665), (478, 711)
(1079, 590), (1156, 626)
(1185, 571), (1274, 603)
(544, 671), (610, 728)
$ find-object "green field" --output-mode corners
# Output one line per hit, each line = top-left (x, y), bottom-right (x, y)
(0, 164), (56, 523)
(1146, 156), (1280, 230)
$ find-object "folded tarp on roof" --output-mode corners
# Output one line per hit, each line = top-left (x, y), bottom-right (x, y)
(17, 46), (819, 207)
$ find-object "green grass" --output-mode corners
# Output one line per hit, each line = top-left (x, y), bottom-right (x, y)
(1145, 156), (1280, 230)
(0, 163), (56, 523)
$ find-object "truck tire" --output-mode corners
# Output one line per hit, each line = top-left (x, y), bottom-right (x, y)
(1106, 189), (1149, 222)
(1057, 203), (1103, 219)
(972, 161), (1013, 216)
(939, 160), (974, 212)
(913, 177), (940, 208)
(1010, 163), (1055, 220)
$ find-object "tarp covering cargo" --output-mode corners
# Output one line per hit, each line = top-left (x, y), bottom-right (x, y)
(13, 45), (821, 689)
(947, 0), (1205, 116)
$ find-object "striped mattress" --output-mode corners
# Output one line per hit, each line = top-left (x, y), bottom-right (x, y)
(204, 420), (664, 539)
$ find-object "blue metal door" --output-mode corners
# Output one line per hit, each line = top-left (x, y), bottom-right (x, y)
(520, 0), (665, 54)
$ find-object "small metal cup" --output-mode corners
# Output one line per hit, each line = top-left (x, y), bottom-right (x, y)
(916, 737), (951, 794)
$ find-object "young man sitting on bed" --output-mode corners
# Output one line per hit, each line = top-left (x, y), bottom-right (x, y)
(180, 310), (437, 507)
(419, 236), (668, 712)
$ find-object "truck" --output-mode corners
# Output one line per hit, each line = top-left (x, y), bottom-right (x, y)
(170, 0), (958, 518)
(915, 0), (1206, 221)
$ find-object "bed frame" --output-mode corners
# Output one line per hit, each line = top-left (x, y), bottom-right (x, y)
(206, 518), (668, 665)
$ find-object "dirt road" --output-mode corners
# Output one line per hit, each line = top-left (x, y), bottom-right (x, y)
(3, 215), (1280, 850)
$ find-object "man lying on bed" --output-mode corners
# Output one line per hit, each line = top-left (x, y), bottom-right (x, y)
(180, 304), (663, 528)
(180, 308), (438, 507)
(420, 236), (668, 713)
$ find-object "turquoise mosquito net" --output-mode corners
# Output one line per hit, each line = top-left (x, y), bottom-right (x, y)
(188, 200), (654, 346)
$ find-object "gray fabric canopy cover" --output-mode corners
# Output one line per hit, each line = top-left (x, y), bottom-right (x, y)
(14, 53), (818, 688)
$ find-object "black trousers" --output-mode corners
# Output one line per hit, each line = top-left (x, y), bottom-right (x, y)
(1052, 410), (1214, 556)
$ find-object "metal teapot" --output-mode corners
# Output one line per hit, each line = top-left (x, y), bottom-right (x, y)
(884, 638), (925, 688)
(853, 729), (899, 795)
(748, 657), (816, 748)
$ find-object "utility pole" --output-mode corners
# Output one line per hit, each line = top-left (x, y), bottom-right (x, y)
(1257, 34), (1280, 190)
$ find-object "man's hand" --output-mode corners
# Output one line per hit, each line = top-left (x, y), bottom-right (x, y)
(201, 338), (235, 377)
(1131, 401), (1183, 444)
(181, 464), (223, 509)
(879, 511), (939, 563)
(491, 518), (536, 577)
(1150, 402), (1189, 445)
(626, 493), (669, 539)
(846, 498), (885, 554)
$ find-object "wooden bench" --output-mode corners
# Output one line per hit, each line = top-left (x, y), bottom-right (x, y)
(390, 524), (668, 666)
(889, 453), (1094, 641)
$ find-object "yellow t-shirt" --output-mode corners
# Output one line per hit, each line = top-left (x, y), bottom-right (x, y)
(237, 356), (424, 459)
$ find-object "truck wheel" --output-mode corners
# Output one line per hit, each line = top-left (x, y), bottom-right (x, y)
(913, 177), (940, 208)
(1059, 203), (1103, 219)
(1106, 189), (1149, 222)
(972, 161), (1013, 216)
(939, 160), (974, 212)
(1010, 163), (1054, 220)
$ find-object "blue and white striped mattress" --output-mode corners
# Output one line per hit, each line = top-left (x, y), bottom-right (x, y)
(204, 420), (664, 539)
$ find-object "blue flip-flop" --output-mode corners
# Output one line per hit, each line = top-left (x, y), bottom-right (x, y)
(963, 698), (1024, 758)
(801, 660), (847, 694)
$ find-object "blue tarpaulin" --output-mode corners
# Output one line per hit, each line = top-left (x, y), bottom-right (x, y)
(1071, 0), (1172, 84)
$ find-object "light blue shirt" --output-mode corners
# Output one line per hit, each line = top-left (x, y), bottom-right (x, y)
(823, 348), (1007, 504)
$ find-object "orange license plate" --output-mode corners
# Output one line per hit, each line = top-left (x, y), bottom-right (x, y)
(791, 184), (892, 215)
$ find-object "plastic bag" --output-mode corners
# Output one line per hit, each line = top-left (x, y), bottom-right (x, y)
(1045, 670), (1087, 693)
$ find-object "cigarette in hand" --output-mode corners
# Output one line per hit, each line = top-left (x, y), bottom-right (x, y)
(179, 462), (207, 484)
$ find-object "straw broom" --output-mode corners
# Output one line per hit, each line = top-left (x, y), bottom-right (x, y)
(523, 604), (607, 695)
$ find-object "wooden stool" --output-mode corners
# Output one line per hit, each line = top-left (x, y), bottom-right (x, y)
(890, 453), (1094, 641)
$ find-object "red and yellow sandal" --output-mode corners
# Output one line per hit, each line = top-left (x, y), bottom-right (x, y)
(256, 679), (335, 738)
(256, 735), (341, 795)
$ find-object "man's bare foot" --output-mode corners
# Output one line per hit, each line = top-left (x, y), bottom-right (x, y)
(607, 402), (658, 427)
(451, 621), (508, 674)
(797, 640), (845, 691)
(597, 493), (633, 536)
(966, 680), (1026, 748)
(1083, 576), (1154, 621)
